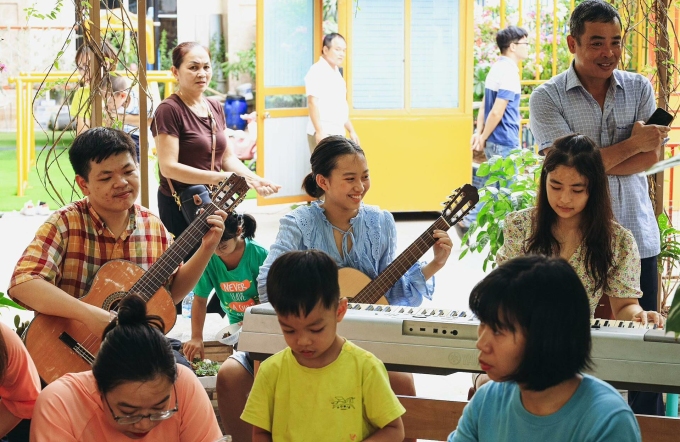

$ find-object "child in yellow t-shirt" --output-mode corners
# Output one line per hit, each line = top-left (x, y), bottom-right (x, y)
(241, 250), (405, 442)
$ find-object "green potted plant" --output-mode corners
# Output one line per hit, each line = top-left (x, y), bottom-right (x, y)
(459, 148), (543, 271)
(660, 213), (680, 337)
(209, 34), (228, 94)
(221, 43), (256, 88)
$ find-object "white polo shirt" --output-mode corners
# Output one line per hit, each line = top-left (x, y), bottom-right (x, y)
(305, 56), (349, 136)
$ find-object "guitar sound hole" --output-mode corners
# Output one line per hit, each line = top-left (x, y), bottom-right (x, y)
(109, 298), (121, 312)
(102, 291), (127, 312)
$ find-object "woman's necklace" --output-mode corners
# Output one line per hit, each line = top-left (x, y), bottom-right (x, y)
(177, 90), (207, 117)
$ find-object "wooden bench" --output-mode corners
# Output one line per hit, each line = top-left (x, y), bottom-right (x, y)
(196, 341), (233, 434)
(398, 396), (680, 441)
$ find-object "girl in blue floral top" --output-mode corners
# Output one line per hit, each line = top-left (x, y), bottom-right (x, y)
(216, 135), (453, 442)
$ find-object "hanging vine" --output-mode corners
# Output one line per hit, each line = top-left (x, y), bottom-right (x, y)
(30, 1), (153, 206)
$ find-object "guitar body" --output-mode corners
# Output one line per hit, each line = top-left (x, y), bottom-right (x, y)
(24, 260), (177, 384)
(337, 184), (479, 308)
(338, 268), (388, 305)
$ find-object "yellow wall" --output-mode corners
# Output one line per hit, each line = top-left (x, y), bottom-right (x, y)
(356, 115), (472, 211)
(342, 1), (474, 212)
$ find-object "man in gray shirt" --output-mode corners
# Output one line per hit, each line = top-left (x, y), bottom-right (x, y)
(529, 0), (669, 415)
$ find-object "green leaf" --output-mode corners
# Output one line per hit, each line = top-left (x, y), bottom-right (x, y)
(0, 292), (24, 310)
(477, 162), (491, 177)
(667, 285), (680, 338)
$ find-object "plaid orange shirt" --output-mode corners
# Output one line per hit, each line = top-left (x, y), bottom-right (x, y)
(9, 198), (174, 302)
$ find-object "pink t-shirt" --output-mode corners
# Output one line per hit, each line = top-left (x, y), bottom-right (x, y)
(0, 322), (40, 419)
(30, 365), (222, 442)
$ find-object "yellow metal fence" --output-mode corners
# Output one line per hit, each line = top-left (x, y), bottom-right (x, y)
(9, 70), (176, 197)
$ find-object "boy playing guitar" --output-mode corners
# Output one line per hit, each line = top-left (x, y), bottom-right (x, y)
(8, 127), (228, 381)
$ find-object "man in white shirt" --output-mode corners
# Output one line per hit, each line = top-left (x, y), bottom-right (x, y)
(305, 33), (359, 152)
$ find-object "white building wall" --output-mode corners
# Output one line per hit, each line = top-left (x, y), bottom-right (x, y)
(177, 0), (255, 92)
(0, 0), (77, 80)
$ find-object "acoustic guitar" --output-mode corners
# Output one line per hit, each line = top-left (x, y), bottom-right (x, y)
(338, 184), (479, 305)
(24, 175), (250, 384)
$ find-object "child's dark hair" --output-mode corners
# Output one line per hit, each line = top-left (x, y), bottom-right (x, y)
(69, 127), (138, 179)
(469, 255), (592, 391)
(528, 134), (613, 293)
(302, 135), (365, 198)
(496, 25), (529, 53)
(221, 213), (257, 241)
(92, 294), (177, 394)
(267, 250), (340, 317)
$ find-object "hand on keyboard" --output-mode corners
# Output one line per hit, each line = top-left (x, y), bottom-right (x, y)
(632, 310), (665, 329)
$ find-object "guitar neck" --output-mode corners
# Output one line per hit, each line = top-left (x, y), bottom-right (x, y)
(129, 204), (219, 300)
(353, 217), (451, 304)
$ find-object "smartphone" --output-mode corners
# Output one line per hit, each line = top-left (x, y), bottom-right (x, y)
(646, 108), (674, 126)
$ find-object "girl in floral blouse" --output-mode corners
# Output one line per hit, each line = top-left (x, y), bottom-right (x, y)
(469, 133), (666, 400)
(497, 134), (663, 325)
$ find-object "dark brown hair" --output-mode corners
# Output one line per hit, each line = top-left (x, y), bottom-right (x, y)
(470, 255), (592, 391)
(569, 0), (622, 43)
(93, 294), (176, 394)
(221, 213), (257, 241)
(302, 135), (365, 199)
(171, 42), (209, 69)
(267, 250), (340, 317)
(527, 134), (614, 293)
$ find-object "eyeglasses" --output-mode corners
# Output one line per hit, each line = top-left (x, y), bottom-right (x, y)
(514, 41), (530, 46)
(104, 384), (179, 425)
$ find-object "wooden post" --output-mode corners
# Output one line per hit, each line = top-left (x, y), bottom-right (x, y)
(91, 0), (102, 128)
(654, 0), (671, 311)
(138, 0), (149, 208)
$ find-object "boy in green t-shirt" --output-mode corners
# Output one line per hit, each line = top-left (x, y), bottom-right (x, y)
(183, 213), (267, 363)
(241, 250), (405, 441)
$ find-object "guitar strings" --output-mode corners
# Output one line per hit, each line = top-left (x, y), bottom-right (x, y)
(72, 180), (249, 365)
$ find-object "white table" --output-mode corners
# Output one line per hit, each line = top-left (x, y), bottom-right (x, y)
(167, 313), (231, 344)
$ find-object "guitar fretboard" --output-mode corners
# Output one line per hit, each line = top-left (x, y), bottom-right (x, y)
(353, 217), (451, 304)
(129, 179), (248, 300)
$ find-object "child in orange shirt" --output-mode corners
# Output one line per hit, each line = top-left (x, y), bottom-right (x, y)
(0, 321), (41, 438)
(30, 295), (222, 442)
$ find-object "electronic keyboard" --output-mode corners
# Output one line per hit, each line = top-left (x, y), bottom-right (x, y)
(239, 303), (680, 393)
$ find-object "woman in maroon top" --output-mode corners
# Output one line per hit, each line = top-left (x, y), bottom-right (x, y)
(153, 42), (280, 237)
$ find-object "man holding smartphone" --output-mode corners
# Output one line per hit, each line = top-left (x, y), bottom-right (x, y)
(529, 0), (670, 415)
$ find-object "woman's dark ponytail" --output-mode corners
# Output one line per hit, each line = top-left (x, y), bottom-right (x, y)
(303, 173), (323, 198)
(223, 213), (257, 240)
(93, 294), (177, 394)
(241, 214), (257, 239)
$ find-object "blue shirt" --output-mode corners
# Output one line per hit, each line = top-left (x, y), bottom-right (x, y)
(257, 201), (434, 306)
(450, 374), (641, 442)
(484, 56), (521, 147)
(529, 64), (660, 258)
